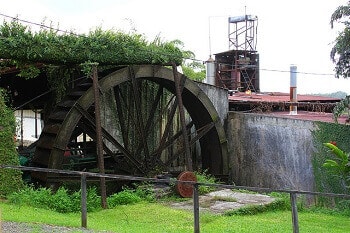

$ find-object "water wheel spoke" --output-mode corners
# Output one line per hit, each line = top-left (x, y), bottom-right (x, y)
(152, 121), (194, 157)
(164, 122), (215, 166)
(132, 85), (164, 162)
(114, 86), (129, 150)
(74, 103), (145, 174)
(144, 85), (164, 135)
(113, 84), (138, 154)
(154, 98), (178, 156)
(77, 121), (118, 162)
(129, 67), (150, 160)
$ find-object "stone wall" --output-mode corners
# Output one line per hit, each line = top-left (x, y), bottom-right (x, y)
(227, 112), (316, 191)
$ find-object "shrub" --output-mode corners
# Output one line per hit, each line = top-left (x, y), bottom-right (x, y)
(0, 89), (24, 197)
(8, 185), (102, 213)
(49, 187), (73, 213)
(107, 189), (142, 207)
(131, 183), (156, 202)
(86, 187), (102, 212)
(194, 170), (218, 195)
(8, 185), (52, 208)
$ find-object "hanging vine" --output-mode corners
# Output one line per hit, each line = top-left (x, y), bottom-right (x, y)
(0, 19), (184, 104)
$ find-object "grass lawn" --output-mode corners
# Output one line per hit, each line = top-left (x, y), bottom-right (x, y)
(1, 201), (349, 233)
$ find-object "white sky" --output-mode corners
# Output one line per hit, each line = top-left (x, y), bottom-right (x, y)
(1, 0), (350, 94)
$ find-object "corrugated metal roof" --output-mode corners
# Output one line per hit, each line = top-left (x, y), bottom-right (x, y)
(228, 92), (340, 103)
(228, 92), (348, 124)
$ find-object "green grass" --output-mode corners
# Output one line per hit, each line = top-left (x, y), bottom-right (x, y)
(1, 201), (350, 233)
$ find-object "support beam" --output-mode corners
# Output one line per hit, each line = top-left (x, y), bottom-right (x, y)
(172, 63), (192, 171)
(92, 64), (107, 209)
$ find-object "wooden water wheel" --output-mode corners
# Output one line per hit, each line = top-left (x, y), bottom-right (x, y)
(31, 65), (228, 185)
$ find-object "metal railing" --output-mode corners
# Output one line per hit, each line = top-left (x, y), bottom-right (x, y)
(1, 165), (350, 233)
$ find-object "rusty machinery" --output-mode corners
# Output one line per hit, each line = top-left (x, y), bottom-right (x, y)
(215, 15), (259, 92)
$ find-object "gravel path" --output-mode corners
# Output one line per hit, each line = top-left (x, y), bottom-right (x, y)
(1, 221), (112, 233)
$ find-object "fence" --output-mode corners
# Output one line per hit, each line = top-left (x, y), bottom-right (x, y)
(1, 165), (350, 233)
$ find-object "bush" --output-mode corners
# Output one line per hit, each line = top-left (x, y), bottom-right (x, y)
(107, 189), (142, 207)
(0, 89), (24, 197)
(49, 187), (73, 213)
(8, 185), (102, 213)
(195, 170), (218, 195)
(8, 185), (52, 208)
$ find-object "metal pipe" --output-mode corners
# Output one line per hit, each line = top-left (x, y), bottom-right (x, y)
(205, 56), (215, 85)
(289, 65), (297, 115)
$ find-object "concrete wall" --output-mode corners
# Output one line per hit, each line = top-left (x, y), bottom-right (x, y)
(196, 82), (228, 125)
(227, 112), (316, 191)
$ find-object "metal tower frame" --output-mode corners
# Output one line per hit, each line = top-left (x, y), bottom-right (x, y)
(214, 14), (259, 92)
(228, 15), (258, 51)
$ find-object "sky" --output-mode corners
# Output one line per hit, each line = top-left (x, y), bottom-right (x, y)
(1, 0), (350, 94)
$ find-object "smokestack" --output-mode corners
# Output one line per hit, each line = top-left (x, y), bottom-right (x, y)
(289, 65), (297, 115)
(206, 56), (215, 85)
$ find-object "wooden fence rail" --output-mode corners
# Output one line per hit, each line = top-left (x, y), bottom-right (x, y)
(1, 165), (350, 233)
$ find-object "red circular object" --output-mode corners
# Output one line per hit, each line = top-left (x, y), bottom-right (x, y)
(175, 171), (197, 198)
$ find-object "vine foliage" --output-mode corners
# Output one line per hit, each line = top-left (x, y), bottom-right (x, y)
(0, 20), (183, 67)
(312, 122), (350, 207)
(0, 20), (184, 102)
(0, 89), (24, 197)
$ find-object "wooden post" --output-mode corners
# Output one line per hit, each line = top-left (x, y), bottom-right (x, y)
(172, 63), (192, 171)
(290, 192), (299, 233)
(92, 64), (107, 209)
(193, 183), (200, 233)
(81, 174), (87, 228)
(20, 109), (23, 148)
(34, 110), (38, 138)
(0, 208), (2, 233)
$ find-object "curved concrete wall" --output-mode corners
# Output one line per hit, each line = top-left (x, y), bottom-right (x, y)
(196, 82), (228, 126)
(227, 112), (316, 191)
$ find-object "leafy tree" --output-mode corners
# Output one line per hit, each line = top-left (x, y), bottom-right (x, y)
(330, 1), (350, 78)
(170, 39), (206, 81)
(333, 95), (350, 123)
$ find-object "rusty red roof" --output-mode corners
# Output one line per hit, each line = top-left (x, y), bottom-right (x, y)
(228, 92), (340, 103)
(257, 111), (349, 124)
(228, 92), (348, 124)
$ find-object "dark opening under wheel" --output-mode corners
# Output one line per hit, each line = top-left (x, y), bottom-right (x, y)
(32, 65), (228, 185)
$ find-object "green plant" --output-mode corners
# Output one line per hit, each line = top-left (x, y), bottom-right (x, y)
(332, 95), (350, 123)
(8, 185), (52, 208)
(194, 169), (218, 195)
(107, 188), (142, 207)
(131, 183), (156, 202)
(311, 122), (350, 207)
(323, 142), (350, 189)
(49, 187), (73, 213)
(8, 185), (102, 213)
(0, 89), (24, 197)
